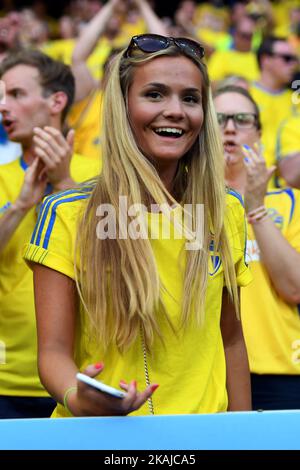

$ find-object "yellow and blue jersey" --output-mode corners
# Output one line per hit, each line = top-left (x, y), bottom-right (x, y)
(249, 83), (300, 185)
(242, 188), (300, 375)
(67, 89), (103, 162)
(24, 186), (251, 416)
(0, 154), (100, 396)
(275, 112), (300, 188)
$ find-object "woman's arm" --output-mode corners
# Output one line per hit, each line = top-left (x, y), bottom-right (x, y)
(220, 288), (252, 411)
(278, 154), (300, 190)
(248, 214), (300, 304)
(33, 264), (157, 416)
(133, 0), (168, 35)
(72, 0), (119, 65)
(71, 0), (120, 101)
(33, 264), (79, 404)
(244, 146), (300, 304)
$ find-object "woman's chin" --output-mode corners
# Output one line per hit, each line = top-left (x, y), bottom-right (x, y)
(225, 153), (241, 166)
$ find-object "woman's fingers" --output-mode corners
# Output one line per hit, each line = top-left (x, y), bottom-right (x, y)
(119, 380), (159, 413)
(119, 380), (129, 391)
(82, 362), (104, 378)
(131, 383), (159, 410)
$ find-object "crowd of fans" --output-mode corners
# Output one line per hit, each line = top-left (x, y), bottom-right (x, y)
(0, 0), (300, 419)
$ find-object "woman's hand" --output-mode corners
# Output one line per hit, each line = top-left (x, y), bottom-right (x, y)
(67, 363), (159, 416)
(242, 143), (276, 213)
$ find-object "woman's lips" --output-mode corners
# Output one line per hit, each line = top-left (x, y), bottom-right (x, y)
(224, 142), (237, 153)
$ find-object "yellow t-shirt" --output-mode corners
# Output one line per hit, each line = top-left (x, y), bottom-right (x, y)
(0, 154), (100, 396)
(41, 39), (75, 65)
(24, 186), (251, 416)
(208, 50), (260, 83)
(275, 113), (300, 188)
(41, 38), (112, 82)
(249, 83), (300, 180)
(242, 188), (300, 375)
(68, 89), (103, 162)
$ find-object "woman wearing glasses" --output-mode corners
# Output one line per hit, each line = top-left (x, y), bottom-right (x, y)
(24, 35), (252, 417)
(214, 85), (300, 410)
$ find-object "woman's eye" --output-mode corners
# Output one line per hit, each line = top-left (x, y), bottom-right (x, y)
(184, 95), (199, 103)
(146, 91), (162, 100)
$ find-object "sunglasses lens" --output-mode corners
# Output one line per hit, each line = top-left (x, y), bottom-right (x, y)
(271, 53), (298, 63)
(175, 38), (205, 58)
(126, 34), (205, 60)
(135, 35), (168, 53)
(285, 55), (297, 63)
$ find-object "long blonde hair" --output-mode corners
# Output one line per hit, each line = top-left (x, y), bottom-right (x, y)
(75, 45), (239, 352)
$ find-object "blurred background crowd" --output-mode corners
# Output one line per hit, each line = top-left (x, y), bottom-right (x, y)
(0, 0), (299, 174)
(1, 1), (300, 418)
(1, 0), (300, 177)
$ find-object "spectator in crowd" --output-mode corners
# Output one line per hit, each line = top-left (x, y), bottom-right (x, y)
(208, 14), (260, 84)
(69, 0), (168, 160)
(25, 34), (252, 417)
(275, 111), (300, 188)
(214, 85), (300, 410)
(0, 49), (99, 418)
(0, 12), (21, 62)
(249, 36), (299, 182)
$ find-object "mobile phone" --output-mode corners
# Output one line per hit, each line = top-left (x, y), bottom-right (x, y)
(76, 372), (126, 399)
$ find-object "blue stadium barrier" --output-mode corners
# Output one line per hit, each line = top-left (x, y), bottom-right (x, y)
(0, 411), (299, 450)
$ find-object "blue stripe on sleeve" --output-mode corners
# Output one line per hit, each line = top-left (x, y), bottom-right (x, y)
(31, 187), (92, 246)
(282, 188), (295, 223)
(30, 198), (48, 244)
(42, 194), (89, 249)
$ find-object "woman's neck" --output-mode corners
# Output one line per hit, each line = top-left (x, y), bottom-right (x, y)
(156, 161), (179, 195)
(225, 164), (247, 195)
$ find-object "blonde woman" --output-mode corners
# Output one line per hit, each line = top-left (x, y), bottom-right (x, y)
(24, 34), (252, 417)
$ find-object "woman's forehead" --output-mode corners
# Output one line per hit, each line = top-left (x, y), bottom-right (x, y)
(214, 92), (255, 113)
(131, 55), (203, 87)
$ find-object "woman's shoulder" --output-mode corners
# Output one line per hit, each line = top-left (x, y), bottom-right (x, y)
(225, 187), (244, 210)
(40, 180), (96, 220)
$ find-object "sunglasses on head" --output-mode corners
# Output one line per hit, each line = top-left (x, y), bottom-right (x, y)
(270, 52), (298, 63)
(125, 34), (205, 61)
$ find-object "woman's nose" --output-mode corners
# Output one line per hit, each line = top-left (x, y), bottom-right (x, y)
(163, 96), (185, 119)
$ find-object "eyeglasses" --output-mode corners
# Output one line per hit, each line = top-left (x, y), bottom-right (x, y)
(217, 113), (258, 129)
(269, 52), (298, 63)
(125, 34), (205, 61)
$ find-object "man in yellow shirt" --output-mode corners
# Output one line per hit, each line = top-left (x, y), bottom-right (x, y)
(0, 50), (99, 418)
(208, 15), (260, 85)
(249, 36), (299, 179)
(275, 112), (300, 188)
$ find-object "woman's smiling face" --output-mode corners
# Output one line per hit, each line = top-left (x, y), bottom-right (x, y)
(127, 55), (204, 171)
